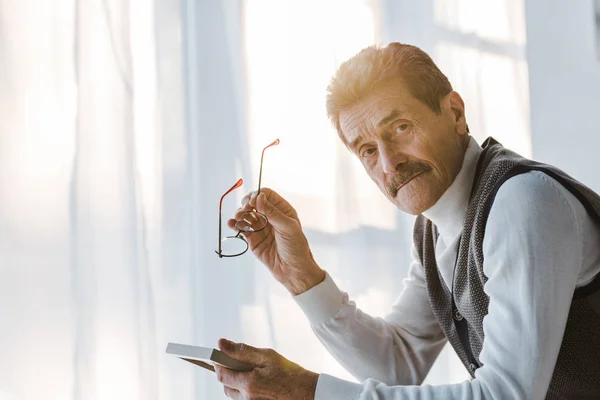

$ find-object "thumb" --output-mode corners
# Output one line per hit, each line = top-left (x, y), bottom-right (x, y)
(218, 338), (268, 366)
(255, 193), (294, 230)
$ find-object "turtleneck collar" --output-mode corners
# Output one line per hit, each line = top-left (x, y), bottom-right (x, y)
(422, 136), (483, 245)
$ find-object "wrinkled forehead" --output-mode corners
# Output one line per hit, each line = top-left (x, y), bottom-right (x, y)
(339, 88), (415, 146)
(338, 77), (419, 139)
(339, 103), (388, 145)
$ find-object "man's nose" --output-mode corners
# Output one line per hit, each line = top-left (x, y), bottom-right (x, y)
(380, 144), (408, 175)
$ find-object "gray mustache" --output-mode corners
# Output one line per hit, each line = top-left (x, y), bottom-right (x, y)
(386, 163), (431, 197)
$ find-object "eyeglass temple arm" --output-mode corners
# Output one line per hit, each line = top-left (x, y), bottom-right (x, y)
(218, 178), (244, 256)
(257, 138), (280, 195)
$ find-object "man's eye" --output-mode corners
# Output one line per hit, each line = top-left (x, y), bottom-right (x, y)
(360, 147), (377, 158)
(395, 124), (409, 134)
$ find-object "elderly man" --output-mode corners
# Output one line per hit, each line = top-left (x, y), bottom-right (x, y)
(214, 43), (600, 399)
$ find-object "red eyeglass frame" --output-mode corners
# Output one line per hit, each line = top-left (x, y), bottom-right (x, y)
(216, 139), (280, 258)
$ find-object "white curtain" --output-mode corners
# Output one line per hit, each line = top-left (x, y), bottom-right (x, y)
(0, 0), (192, 398)
(0, 0), (530, 399)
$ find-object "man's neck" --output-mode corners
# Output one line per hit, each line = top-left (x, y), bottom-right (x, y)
(422, 136), (482, 244)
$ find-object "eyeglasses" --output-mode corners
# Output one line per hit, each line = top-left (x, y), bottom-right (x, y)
(216, 138), (280, 258)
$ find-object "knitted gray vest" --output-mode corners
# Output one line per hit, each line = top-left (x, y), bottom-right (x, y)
(414, 137), (600, 399)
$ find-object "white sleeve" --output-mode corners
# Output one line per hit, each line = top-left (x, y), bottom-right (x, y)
(308, 171), (583, 400)
(294, 245), (447, 386)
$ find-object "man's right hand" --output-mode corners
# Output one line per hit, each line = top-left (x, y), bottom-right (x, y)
(227, 188), (326, 295)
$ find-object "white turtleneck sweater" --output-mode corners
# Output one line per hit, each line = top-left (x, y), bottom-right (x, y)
(294, 137), (600, 400)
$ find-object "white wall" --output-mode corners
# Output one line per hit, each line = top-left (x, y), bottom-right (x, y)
(525, 0), (600, 192)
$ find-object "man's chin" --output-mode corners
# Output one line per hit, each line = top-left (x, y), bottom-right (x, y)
(395, 197), (431, 215)
(392, 173), (432, 214)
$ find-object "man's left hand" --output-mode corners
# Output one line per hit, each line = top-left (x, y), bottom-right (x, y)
(214, 338), (319, 400)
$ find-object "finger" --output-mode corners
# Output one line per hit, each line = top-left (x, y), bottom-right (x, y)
(228, 220), (257, 236)
(218, 338), (270, 366)
(227, 218), (238, 230)
(254, 193), (294, 230)
(237, 209), (271, 234)
(223, 385), (241, 399)
(215, 365), (240, 390)
(227, 218), (253, 231)
(241, 191), (257, 207)
(215, 365), (249, 392)
(235, 203), (254, 219)
(238, 211), (258, 227)
(228, 207), (258, 232)
(247, 191), (260, 208)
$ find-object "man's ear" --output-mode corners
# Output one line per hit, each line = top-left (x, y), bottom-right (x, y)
(447, 91), (468, 135)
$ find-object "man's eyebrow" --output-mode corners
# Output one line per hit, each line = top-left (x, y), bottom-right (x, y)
(348, 135), (364, 150)
(347, 109), (405, 150)
(377, 109), (405, 128)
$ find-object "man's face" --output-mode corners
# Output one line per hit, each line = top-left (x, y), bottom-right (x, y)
(339, 78), (468, 215)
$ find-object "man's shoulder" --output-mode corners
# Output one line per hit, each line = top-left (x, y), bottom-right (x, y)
(488, 170), (584, 228)
(495, 170), (577, 207)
